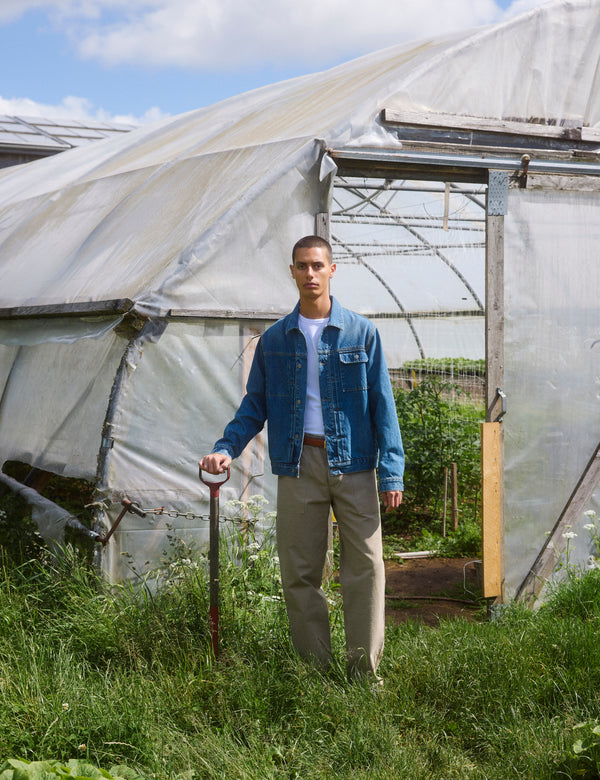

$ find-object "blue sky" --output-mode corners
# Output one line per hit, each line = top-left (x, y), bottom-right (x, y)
(0, 0), (552, 125)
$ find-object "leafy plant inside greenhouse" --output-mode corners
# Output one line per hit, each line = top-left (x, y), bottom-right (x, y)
(392, 374), (484, 547)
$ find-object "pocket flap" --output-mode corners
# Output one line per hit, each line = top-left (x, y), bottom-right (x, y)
(339, 350), (368, 364)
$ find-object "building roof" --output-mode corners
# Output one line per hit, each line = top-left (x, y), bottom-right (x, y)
(0, 114), (136, 166)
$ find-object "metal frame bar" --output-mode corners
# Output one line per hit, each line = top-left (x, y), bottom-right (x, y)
(330, 146), (600, 178)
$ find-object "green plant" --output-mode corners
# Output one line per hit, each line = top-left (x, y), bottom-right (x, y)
(0, 492), (48, 566)
(402, 357), (485, 377)
(393, 375), (484, 533)
(4, 539), (600, 777)
(0, 758), (148, 780)
(571, 721), (600, 777)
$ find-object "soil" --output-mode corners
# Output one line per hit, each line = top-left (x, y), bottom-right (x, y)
(384, 555), (483, 626)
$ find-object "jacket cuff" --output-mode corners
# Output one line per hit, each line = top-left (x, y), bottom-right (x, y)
(378, 477), (404, 492)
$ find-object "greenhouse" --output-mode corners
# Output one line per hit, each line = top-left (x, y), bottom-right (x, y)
(1, 0), (600, 602)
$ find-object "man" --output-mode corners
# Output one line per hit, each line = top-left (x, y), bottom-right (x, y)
(200, 235), (404, 679)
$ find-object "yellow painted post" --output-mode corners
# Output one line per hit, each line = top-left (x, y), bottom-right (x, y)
(481, 422), (502, 598)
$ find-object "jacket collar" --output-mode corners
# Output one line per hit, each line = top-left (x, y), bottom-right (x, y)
(286, 296), (344, 334)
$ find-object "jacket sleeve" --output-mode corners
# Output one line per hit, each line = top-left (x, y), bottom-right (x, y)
(212, 338), (268, 460)
(366, 327), (405, 491)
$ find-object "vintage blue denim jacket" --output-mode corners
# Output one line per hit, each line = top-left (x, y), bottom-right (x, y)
(213, 296), (404, 491)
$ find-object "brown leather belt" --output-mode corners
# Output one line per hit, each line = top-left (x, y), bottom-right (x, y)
(303, 434), (326, 448)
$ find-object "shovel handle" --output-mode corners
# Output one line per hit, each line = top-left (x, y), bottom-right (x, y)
(199, 465), (230, 658)
(199, 466), (230, 497)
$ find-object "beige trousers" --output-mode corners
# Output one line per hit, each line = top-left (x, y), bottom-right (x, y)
(276, 445), (385, 677)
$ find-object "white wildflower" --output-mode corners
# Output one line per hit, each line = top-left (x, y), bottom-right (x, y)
(584, 510), (597, 518)
(584, 524), (596, 531)
(562, 531), (577, 539)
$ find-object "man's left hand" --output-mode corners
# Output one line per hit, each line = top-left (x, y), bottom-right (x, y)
(381, 491), (403, 512)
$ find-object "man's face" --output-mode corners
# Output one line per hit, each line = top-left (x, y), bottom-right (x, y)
(290, 246), (336, 302)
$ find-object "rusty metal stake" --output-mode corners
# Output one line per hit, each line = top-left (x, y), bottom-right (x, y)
(98, 498), (147, 545)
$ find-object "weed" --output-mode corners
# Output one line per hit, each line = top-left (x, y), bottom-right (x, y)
(2, 531), (600, 778)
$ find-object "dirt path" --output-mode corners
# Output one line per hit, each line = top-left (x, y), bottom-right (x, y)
(384, 556), (483, 626)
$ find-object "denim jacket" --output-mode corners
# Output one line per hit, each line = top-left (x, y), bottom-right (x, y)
(213, 296), (404, 491)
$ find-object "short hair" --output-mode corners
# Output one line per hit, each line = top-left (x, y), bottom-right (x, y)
(292, 235), (333, 264)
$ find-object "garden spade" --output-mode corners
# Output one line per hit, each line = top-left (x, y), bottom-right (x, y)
(199, 465), (230, 657)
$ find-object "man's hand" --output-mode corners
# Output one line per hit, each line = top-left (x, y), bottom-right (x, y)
(199, 453), (232, 475)
(381, 490), (403, 512)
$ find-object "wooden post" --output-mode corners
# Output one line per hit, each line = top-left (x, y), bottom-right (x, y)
(481, 422), (502, 598)
(451, 462), (459, 531)
(442, 466), (448, 537)
(485, 207), (505, 601)
(315, 212), (330, 240)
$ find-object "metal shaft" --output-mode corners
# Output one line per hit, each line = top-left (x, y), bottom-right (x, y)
(209, 490), (220, 656)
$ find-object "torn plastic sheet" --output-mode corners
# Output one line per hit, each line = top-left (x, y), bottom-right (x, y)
(0, 471), (100, 551)
(0, 315), (123, 346)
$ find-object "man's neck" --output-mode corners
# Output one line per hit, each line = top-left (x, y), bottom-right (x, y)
(298, 295), (332, 320)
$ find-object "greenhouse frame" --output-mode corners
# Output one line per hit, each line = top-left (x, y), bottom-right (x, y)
(1, 0), (600, 602)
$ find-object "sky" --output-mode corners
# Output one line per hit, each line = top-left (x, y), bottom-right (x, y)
(0, 0), (554, 127)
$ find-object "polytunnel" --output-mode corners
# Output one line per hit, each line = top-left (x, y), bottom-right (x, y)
(1, 0), (600, 602)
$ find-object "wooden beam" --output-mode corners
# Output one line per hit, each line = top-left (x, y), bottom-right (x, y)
(481, 422), (502, 598)
(515, 441), (600, 603)
(0, 299), (134, 319)
(381, 109), (600, 144)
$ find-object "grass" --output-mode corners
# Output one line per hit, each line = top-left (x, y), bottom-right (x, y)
(1, 539), (600, 779)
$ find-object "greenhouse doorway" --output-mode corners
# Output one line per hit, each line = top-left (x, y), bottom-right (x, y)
(329, 174), (493, 597)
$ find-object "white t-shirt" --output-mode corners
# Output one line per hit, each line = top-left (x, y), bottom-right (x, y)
(298, 314), (329, 436)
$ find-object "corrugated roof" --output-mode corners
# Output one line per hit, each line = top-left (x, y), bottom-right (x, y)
(0, 114), (136, 152)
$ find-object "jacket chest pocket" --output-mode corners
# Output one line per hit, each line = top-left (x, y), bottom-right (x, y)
(338, 349), (368, 391)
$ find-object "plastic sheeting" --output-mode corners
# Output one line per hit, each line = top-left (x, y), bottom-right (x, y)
(0, 327), (125, 478)
(0, 471), (100, 550)
(1, 2), (599, 317)
(504, 185), (600, 597)
(1, 0), (600, 583)
(384, 0), (600, 128)
(97, 318), (274, 581)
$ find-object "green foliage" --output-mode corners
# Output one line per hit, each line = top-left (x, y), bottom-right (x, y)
(569, 721), (600, 778)
(393, 375), (484, 535)
(3, 549), (600, 778)
(417, 519), (483, 558)
(0, 463), (95, 566)
(402, 357), (485, 376)
(0, 492), (48, 566)
(0, 758), (147, 780)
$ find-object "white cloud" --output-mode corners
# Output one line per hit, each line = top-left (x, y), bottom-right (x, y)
(0, 94), (168, 125)
(75, 0), (502, 69)
(2, 0), (545, 71)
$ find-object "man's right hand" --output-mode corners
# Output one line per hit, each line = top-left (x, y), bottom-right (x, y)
(199, 453), (232, 475)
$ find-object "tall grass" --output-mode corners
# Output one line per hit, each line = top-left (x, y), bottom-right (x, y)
(1, 538), (600, 779)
